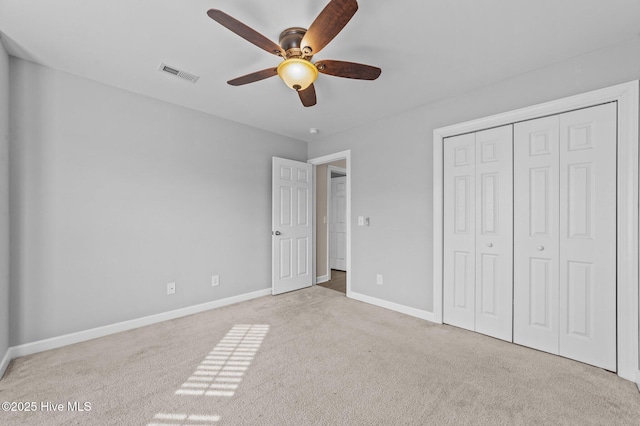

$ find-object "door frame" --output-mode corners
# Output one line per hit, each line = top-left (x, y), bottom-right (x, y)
(327, 166), (347, 278)
(309, 151), (351, 295)
(432, 81), (639, 383)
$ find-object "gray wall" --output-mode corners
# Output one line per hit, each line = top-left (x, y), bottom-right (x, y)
(0, 38), (10, 362)
(308, 35), (640, 313)
(9, 58), (306, 346)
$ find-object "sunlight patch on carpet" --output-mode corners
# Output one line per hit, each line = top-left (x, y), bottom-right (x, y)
(148, 412), (221, 424)
(174, 324), (269, 397)
(147, 324), (269, 425)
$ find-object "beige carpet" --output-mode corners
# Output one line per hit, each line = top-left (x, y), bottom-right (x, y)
(1, 286), (639, 425)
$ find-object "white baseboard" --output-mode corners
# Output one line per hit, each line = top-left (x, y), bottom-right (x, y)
(4, 288), (271, 363)
(315, 275), (329, 284)
(0, 347), (11, 379)
(348, 291), (438, 323)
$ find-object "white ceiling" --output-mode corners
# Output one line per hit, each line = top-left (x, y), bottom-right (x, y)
(1, 0), (639, 142)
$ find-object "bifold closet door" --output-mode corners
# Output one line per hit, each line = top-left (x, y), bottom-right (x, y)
(444, 126), (513, 341)
(513, 115), (561, 354)
(474, 127), (513, 341)
(514, 103), (617, 371)
(558, 104), (616, 371)
(444, 133), (476, 331)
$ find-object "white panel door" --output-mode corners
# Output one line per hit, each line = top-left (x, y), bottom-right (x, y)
(474, 125), (513, 341)
(514, 115), (561, 354)
(558, 103), (617, 371)
(329, 176), (347, 271)
(514, 104), (617, 371)
(272, 157), (313, 295)
(443, 133), (476, 331)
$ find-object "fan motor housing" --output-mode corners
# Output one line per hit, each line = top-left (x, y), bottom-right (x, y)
(279, 27), (309, 58)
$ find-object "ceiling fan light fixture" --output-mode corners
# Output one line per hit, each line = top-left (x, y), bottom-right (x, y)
(277, 58), (318, 91)
(208, 1), (380, 106)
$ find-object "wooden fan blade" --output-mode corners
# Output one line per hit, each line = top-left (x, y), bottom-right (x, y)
(207, 9), (284, 56)
(300, 0), (358, 55)
(298, 84), (317, 107)
(316, 60), (381, 80)
(227, 68), (278, 86)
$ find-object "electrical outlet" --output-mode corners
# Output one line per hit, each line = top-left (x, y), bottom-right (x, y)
(212, 275), (220, 287)
(376, 274), (383, 285)
(167, 282), (176, 295)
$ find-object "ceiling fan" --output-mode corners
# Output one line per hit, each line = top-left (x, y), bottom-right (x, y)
(207, 0), (381, 107)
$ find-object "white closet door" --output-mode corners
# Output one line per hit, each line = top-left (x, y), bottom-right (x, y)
(513, 115), (561, 354)
(558, 103), (617, 371)
(444, 133), (476, 331)
(474, 126), (513, 341)
(514, 103), (617, 371)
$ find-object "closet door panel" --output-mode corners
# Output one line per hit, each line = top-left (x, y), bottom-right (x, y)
(444, 133), (476, 331)
(558, 103), (617, 371)
(474, 125), (513, 341)
(513, 115), (560, 354)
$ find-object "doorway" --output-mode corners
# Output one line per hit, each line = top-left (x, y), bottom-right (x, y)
(308, 150), (351, 295)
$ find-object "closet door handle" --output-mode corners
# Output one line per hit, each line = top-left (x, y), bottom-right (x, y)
(486, 243), (493, 248)
(537, 245), (544, 251)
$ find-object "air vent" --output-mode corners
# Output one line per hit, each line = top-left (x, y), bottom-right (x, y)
(158, 63), (199, 83)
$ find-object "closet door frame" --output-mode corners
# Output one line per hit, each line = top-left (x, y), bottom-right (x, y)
(432, 80), (639, 383)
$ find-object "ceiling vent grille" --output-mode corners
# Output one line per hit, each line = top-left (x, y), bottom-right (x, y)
(158, 63), (199, 83)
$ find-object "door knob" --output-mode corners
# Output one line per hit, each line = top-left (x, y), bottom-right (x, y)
(274, 231), (281, 236)
(537, 245), (544, 251)
(486, 243), (493, 248)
